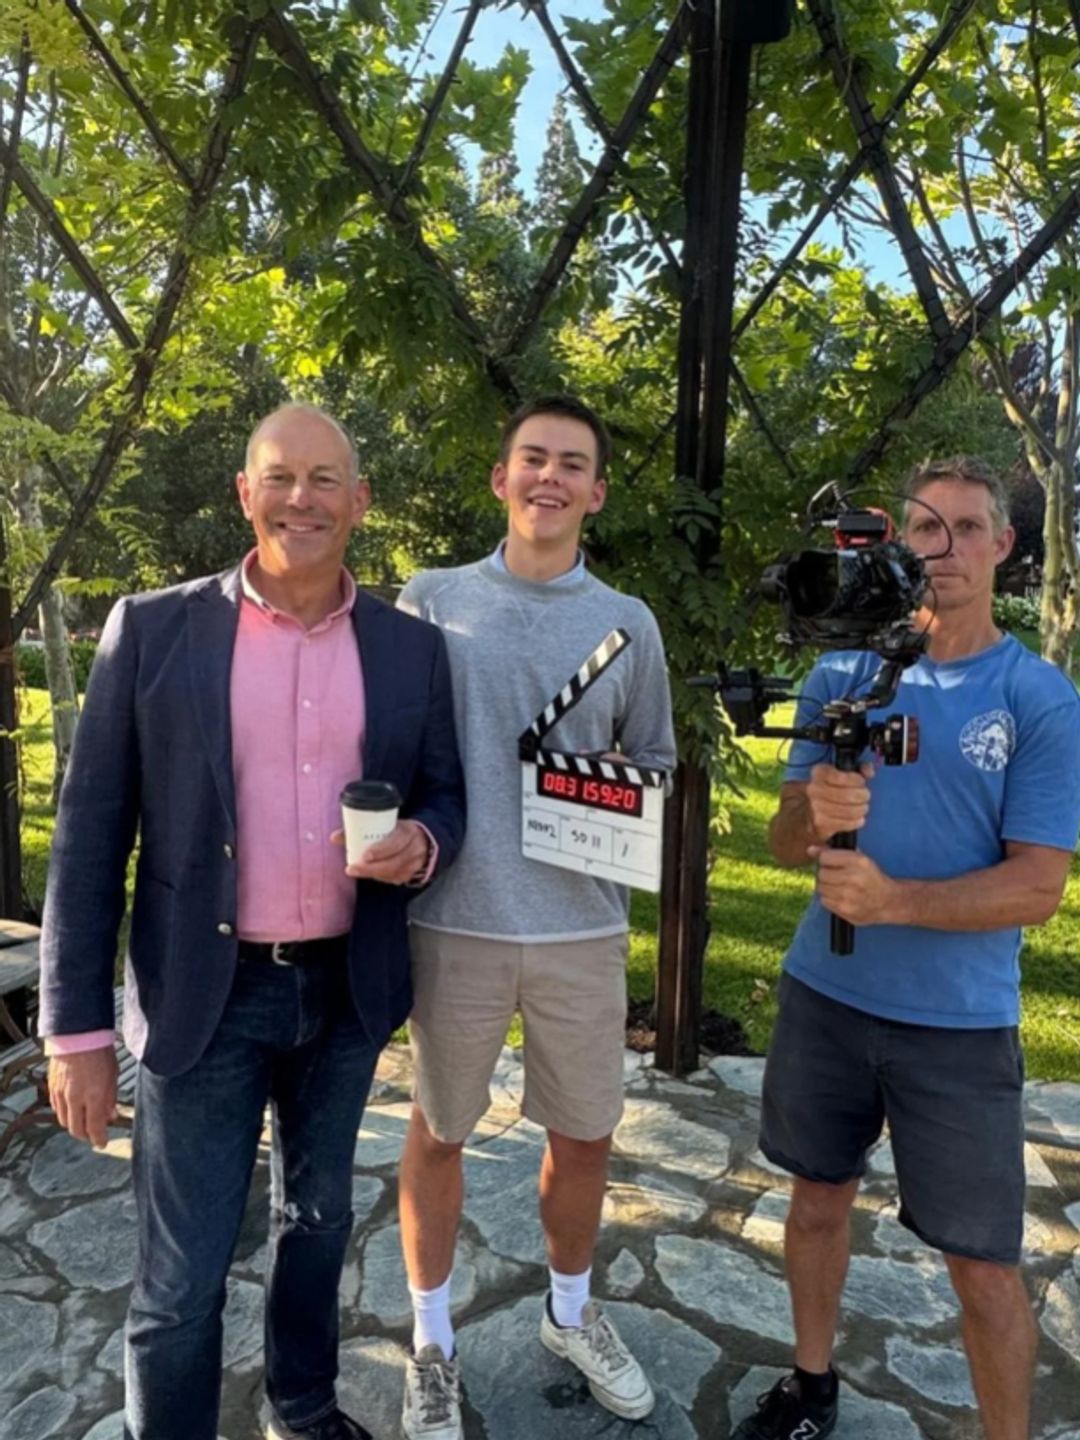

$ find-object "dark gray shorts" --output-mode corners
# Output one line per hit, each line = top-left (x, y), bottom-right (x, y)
(760, 973), (1026, 1265)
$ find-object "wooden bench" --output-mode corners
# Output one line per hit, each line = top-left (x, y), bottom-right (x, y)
(0, 918), (41, 1042)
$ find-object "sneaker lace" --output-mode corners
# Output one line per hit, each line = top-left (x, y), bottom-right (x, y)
(753, 1379), (804, 1437)
(416, 1358), (459, 1424)
(582, 1313), (630, 1372)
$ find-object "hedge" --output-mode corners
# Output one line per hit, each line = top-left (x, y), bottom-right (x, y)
(15, 639), (98, 692)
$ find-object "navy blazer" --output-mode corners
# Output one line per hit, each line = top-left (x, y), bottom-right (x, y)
(39, 567), (466, 1075)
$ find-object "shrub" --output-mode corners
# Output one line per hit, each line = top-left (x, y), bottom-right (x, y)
(15, 638), (98, 691)
(993, 593), (1041, 632)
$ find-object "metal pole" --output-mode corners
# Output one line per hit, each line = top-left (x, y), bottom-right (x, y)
(697, 1), (753, 510)
(655, 0), (787, 1074)
(655, 0), (715, 1075)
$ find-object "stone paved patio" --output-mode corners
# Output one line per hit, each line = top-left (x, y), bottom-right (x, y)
(1, 1047), (1078, 1439)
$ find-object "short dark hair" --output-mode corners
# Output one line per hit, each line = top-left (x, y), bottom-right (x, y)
(499, 394), (611, 478)
(903, 455), (1010, 535)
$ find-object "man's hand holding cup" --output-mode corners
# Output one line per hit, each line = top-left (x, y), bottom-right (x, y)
(333, 779), (430, 884)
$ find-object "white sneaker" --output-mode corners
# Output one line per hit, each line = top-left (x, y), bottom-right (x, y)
(540, 1296), (655, 1420)
(402, 1344), (463, 1440)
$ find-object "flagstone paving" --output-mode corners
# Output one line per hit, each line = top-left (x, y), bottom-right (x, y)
(1, 1047), (1078, 1439)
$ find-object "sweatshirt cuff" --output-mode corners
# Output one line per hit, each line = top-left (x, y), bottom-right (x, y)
(44, 1031), (116, 1056)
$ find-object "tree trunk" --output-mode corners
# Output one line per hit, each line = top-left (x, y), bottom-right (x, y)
(1038, 459), (1079, 674)
(13, 468), (80, 804)
(0, 505), (24, 919)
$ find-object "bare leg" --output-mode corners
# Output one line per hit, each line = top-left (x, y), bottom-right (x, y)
(946, 1256), (1035, 1440)
(785, 1176), (860, 1372)
(539, 1130), (613, 1275)
(398, 1105), (465, 1289)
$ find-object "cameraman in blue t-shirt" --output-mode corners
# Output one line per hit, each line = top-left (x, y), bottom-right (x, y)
(732, 457), (1080, 1440)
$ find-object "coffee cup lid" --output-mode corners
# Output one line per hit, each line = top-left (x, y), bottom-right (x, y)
(340, 780), (402, 810)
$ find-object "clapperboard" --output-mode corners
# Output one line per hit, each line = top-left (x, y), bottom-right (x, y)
(518, 629), (667, 891)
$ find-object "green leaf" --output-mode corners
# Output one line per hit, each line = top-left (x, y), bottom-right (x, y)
(347, 0), (386, 20)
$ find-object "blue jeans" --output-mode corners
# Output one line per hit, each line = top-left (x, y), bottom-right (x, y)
(124, 955), (380, 1440)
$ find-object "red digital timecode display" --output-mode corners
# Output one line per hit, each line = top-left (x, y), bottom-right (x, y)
(538, 767), (644, 817)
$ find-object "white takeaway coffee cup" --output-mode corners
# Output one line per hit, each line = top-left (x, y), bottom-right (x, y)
(340, 780), (401, 866)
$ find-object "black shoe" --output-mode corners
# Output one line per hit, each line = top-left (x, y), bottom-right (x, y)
(267, 1410), (373, 1440)
(730, 1373), (838, 1439)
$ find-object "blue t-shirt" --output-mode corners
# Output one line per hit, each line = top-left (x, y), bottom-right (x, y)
(783, 634), (1080, 1028)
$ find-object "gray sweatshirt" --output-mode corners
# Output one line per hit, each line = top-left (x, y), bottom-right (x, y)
(398, 555), (677, 941)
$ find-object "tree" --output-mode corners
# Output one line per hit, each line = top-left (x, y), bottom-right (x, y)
(1001, 462), (1045, 593)
(10, 472), (79, 802)
(478, 151), (523, 213)
(913, 4), (1080, 668)
(0, 0), (272, 913)
(533, 92), (586, 234)
(781, 0), (1080, 668)
(0, 31), (99, 798)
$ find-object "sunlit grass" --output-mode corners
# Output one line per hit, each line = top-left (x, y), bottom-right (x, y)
(18, 691), (1079, 1079)
(17, 687), (54, 915)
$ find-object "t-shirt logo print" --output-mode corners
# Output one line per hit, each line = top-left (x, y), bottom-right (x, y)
(959, 709), (1016, 772)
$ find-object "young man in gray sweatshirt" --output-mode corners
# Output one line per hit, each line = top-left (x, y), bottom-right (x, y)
(395, 395), (677, 1439)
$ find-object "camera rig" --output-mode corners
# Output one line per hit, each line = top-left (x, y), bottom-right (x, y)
(695, 487), (935, 955)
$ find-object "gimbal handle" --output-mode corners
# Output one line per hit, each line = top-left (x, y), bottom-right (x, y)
(828, 743), (859, 956)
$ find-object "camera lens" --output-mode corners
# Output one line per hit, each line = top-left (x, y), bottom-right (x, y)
(784, 551), (838, 616)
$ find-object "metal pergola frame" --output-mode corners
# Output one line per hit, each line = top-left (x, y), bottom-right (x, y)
(3, 0), (1080, 1069)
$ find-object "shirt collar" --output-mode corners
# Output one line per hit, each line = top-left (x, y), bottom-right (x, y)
(240, 549), (357, 625)
(489, 539), (586, 587)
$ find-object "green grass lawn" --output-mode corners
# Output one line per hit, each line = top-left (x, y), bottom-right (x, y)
(15, 689), (1080, 1080)
(18, 688), (56, 914)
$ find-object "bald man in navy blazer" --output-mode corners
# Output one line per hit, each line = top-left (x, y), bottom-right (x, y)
(40, 403), (465, 1440)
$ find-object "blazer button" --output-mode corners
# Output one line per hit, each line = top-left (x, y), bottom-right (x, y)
(217, 922), (234, 936)
(223, 843), (235, 860)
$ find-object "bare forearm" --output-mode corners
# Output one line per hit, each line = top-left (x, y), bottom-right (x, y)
(770, 772), (871, 869)
(768, 792), (820, 868)
(883, 855), (1064, 931)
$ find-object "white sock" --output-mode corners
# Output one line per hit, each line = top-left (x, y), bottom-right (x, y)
(549, 1265), (591, 1329)
(410, 1275), (455, 1360)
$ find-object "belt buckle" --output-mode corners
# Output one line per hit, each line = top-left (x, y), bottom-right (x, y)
(270, 941), (297, 966)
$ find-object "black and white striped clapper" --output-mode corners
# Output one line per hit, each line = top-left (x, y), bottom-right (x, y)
(518, 629), (667, 892)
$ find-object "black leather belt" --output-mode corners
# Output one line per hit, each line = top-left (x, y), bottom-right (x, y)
(237, 934), (349, 966)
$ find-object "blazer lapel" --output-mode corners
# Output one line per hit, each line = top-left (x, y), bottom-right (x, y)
(353, 590), (397, 782)
(187, 569), (241, 825)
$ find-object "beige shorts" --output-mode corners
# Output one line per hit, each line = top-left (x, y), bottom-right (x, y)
(408, 926), (629, 1144)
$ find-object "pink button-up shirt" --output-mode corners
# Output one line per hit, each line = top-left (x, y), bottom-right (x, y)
(232, 555), (365, 941)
